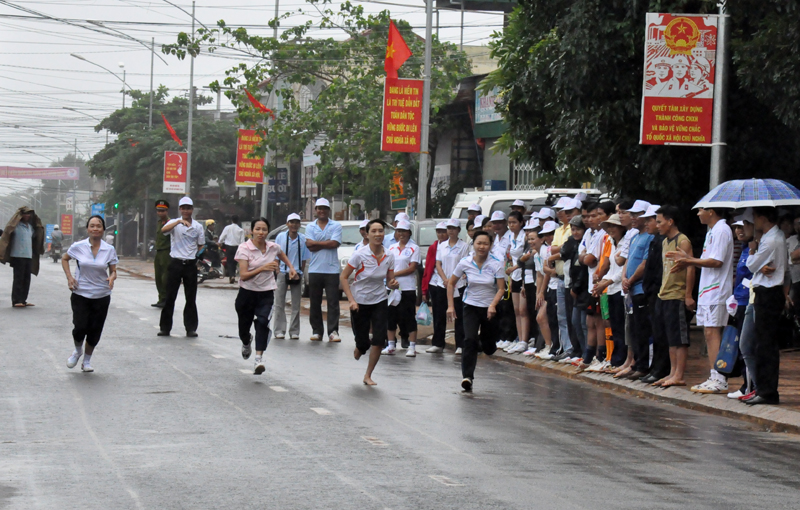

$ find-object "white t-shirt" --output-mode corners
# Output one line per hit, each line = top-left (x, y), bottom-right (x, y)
(388, 240), (421, 291)
(453, 254), (506, 307)
(606, 239), (624, 295)
(507, 230), (526, 281)
(491, 230), (510, 263)
(164, 218), (205, 260)
(540, 244), (558, 290)
(587, 228), (607, 289)
(618, 228), (639, 259)
(347, 248), (394, 305)
(67, 239), (119, 300)
(698, 219), (734, 305)
(433, 239), (470, 295)
(524, 247), (537, 285)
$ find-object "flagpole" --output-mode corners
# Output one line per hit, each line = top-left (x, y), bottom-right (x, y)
(417, 0), (433, 220)
(186, 0), (195, 195)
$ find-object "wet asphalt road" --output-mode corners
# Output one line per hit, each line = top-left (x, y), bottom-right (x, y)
(2, 262), (800, 510)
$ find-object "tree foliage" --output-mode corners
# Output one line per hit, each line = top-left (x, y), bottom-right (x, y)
(483, 0), (800, 210)
(162, 0), (472, 212)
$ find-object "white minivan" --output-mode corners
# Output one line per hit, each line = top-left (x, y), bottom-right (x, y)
(450, 188), (604, 218)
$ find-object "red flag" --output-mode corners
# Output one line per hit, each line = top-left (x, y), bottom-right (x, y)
(385, 20), (412, 79)
(245, 90), (275, 119)
(161, 113), (182, 146)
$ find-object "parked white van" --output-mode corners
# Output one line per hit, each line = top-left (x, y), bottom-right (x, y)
(450, 188), (604, 218)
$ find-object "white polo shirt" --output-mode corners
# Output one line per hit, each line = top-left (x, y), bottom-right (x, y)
(507, 229), (526, 281)
(433, 238), (469, 294)
(540, 244), (558, 290)
(164, 218), (205, 260)
(453, 254), (506, 308)
(697, 219), (734, 305)
(388, 240), (421, 292)
(491, 229), (511, 262)
(587, 228), (607, 289)
(347, 248), (395, 305)
(67, 239), (119, 300)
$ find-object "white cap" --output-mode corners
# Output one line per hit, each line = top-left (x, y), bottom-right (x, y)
(435, 221), (448, 230)
(467, 203), (481, 213)
(736, 207), (754, 225)
(540, 221), (558, 234)
(53, 226), (59, 230)
(359, 219), (369, 229)
(314, 198), (331, 208)
(394, 212), (410, 222)
(572, 199), (583, 210)
(511, 199), (526, 208)
(536, 207), (555, 220)
(562, 198), (581, 211)
(628, 200), (651, 214)
(490, 211), (506, 222)
(446, 218), (461, 228)
(179, 196), (193, 207)
(553, 196), (571, 210)
(574, 192), (587, 202)
(732, 220), (744, 227)
(395, 220), (411, 231)
(287, 213), (301, 222)
(473, 215), (486, 227)
(641, 204), (660, 218)
(523, 218), (539, 230)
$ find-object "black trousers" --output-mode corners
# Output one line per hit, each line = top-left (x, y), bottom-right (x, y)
(545, 289), (560, 352)
(352, 300), (389, 355)
(235, 288), (273, 351)
(754, 286), (785, 401)
(71, 293), (111, 347)
(388, 290), (417, 336)
(524, 282), (539, 342)
(159, 259), (199, 333)
(461, 303), (499, 380)
(11, 257), (32, 305)
(430, 285), (464, 348)
(308, 273), (340, 337)
(649, 297), (671, 378)
(224, 244), (239, 277)
(498, 293), (517, 341)
(631, 293), (652, 373)
(607, 293), (627, 366)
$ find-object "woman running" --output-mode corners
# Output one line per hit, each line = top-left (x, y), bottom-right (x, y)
(429, 218), (470, 354)
(446, 230), (506, 392)
(235, 217), (298, 374)
(504, 211), (529, 353)
(341, 219), (398, 385)
(62, 215), (118, 373)
(385, 220), (421, 356)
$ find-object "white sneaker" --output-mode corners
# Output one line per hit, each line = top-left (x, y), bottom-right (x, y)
(290, 335), (299, 340)
(727, 390), (745, 399)
(509, 341), (528, 354)
(585, 359), (603, 372)
(328, 332), (341, 342)
(559, 355), (575, 364)
(254, 358), (265, 375)
(381, 346), (396, 355)
(274, 333), (285, 339)
(455, 347), (462, 355)
(67, 350), (82, 369)
(310, 334), (321, 341)
(522, 347), (537, 356)
(597, 360), (611, 372)
(461, 378), (473, 392)
(496, 340), (504, 348)
(691, 378), (728, 394)
(426, 346), (443, 353)
(81, 360), (94, 373)
(499, 340), (511, 349)
(406, 346), (416, 357)
(534, 345), (551, 359)
(503, 341), (517, 352)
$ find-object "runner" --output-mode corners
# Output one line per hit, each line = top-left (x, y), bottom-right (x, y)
(62, 215), (118, 373)
(235, 217), (298, 375)
(447, 230), (506, 392)
(341, 219), (398, 386)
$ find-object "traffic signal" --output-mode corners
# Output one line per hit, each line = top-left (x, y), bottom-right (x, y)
(114, 203), (119, 209)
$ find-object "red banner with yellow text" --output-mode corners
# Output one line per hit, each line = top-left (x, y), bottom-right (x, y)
(639, 13), (717, 146)
(381, 78), (423, 153)
(235, 129), (264, 187)
(61, 214), (73, 236)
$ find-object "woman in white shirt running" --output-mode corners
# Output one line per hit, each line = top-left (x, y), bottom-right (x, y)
(62, 215), (118, 373)
(341, 219), (399, 386)
(446, 230), (506, 392)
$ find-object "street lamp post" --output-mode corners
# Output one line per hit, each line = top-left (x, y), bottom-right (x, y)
(70, 54), (132, 110)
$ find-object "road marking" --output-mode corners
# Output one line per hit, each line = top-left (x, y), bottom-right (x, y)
(127, 310), (138, 314)
(211, 354), (226, 359)
(270, 386), (288, 392)
(139, 318), (148, 321)
(239, 369), (252, 375)
(153, 326), (161, 329)
(362, 436), (388, 447)
(429, 475), (464, 487)
(310, 407), (332, 415)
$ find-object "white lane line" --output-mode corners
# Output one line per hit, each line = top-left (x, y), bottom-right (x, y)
(362, 436), (388, 447)
(269, 386), (287, 392)
(139, 318), (148, 321)
(211, 354), (226, 359)
(127, 310), (138, 314)
(239, 369), (252, 374)
(153, 326), (161, 329)
(310, 407), (332, 415)
(429, 475), (464, 487)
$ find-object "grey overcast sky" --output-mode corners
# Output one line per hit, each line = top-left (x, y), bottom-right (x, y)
(0, 0), (503, 197)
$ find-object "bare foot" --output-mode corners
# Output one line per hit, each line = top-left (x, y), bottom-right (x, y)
(652, 377), (668, 387)
(613, 368), (633, 379)
(363, 376), (377, 386)
(661, 379), (686, 388)
(354, 347), (362, 360)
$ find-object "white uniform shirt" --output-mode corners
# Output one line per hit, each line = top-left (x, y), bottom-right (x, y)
(388, 240), (421, 292)
(347, 248), (395, 305)
(164, 218), (205, 260)
(587, 228), (607, 289)
(618, 228), (639, 259)
(747, 225), (788, 289)
(453, 254), (506, 308)
(507, 230), (526, 281)
(698, 219), (734, 305)
(540, 244), (558, 290)
(433, 239), (470, 295)
(218, 223), (245, 246)
(606, 239), (624, 295)
(524, 247), (536, 285)
(67, 239), (119, 300)
(491, 230), (510, 263)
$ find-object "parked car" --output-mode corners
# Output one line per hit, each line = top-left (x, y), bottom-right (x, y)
(450, 188), (604, 218)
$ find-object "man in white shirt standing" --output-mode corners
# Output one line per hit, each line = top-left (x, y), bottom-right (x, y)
(667, 206), (734, 394)
(305, 198), (343, 342)
(158, 197), (205, 338)
(272, 213), (310, 340)
(218, 215), (245, 284)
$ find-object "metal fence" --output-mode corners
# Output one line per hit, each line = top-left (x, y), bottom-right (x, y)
(513, 161), (544, 190)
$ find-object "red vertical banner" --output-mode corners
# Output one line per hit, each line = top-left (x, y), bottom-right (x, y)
(381, 77), (423, 153)
(163, 151), (188, 193)
(235, 129), (265, 186)
(640, 13), (717, 146)
(61, 214), (73, 236)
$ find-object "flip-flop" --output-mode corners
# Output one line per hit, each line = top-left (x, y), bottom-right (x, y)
(12, 303), (25, 308)
(24, 302), (34, 307)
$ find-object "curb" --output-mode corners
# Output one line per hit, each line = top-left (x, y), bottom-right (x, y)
(444, 336), (800, 434)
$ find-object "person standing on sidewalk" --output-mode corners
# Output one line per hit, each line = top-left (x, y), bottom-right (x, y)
(429, 219), (469, 354)
(305, 198), (343, 342)
(422, 222), (446, 307)
(272, 213), (310, 340)
(218, 215), (245, 284)
(385, 220), (421, 356)
(62, 215), (117, 373)
(639, 204), (668, 384)
(235, 217), (299, 375)
(158, 197), (205, 338)
(0, 206), (44, 307)
(152, 199), (171, 308)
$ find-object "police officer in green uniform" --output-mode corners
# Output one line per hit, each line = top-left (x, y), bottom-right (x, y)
(151, 200), (172, 308)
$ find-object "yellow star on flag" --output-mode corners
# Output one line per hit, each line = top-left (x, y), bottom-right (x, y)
(386, 43), (395, 59)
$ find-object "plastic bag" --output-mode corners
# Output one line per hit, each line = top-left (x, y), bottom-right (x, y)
(416, 302), (432, 326)
(388, 288), (402, 307)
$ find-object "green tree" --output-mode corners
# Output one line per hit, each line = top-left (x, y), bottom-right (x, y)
(163, 0), (471, 214)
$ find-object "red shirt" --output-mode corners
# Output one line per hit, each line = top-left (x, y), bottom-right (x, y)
(421, 240), (438, 299)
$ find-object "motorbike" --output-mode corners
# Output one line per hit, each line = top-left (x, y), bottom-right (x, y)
(50, 243), (62, 263)
(196, 242), (223, 284)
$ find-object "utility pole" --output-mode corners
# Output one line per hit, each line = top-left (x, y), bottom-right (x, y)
(186, 0), (196, 195)
(122, 69), (127, 108)
(709, 2), (730, 189)
(73, 138), (78, 244)
(144, 36), (156, 259)
(149, 37), (155, 129)
(260, 0), (280, 218)
(417, 0), (433, 219)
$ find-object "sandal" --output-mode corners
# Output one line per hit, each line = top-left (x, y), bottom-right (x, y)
(12, 303), (25, 308)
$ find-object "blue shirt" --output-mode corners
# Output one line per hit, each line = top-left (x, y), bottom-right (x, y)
(625, 232), (654, 296)
(275, 231), (310, 275)
(734, 244), (753, 306)
(10, 222), (33, 259)
(305, 219), (343, 274)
